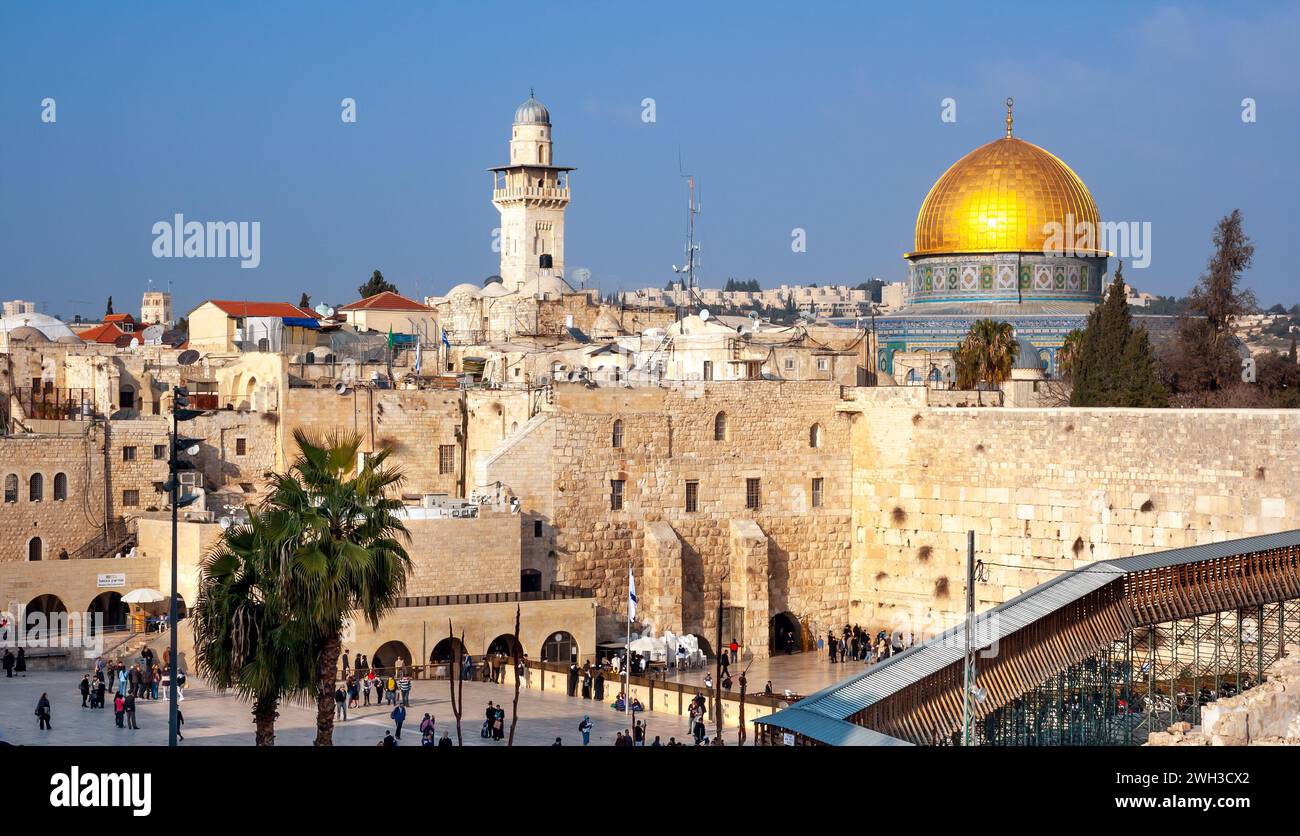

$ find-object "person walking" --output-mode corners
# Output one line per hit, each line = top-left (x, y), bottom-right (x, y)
(335, 685), (347, 721)
(15, 648), (26, 677)
(579, 715), (593, 746)
(79, 675), (91, 708)
(391, 703), (406, 740)
(35, 693), (52, 730)
(398, 673), (412, 707)
(2, 648), (14, 678)
(114, 692), (125, 728)
(124, 692), (138, 729)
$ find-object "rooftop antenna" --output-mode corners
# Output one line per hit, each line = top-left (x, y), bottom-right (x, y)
(671, 147), (702, 321)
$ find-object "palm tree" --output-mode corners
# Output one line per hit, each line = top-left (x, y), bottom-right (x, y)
(262, 430), (412, 746)
(192, 513), (314, 745)
(954, 319), (1018, 389)
(1057, 329), (1085, 380)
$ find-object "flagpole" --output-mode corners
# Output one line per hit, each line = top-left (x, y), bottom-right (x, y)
(625, 558), (632, 733)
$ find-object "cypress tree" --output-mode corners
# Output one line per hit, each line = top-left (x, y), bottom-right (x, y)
(1071, 263), (1168, 407)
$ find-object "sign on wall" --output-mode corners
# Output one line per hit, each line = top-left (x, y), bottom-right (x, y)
(96, 573), (126, 588)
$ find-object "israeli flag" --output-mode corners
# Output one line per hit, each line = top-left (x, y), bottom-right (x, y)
(441, 328), (451, 349)
(628, 567), (637, 621)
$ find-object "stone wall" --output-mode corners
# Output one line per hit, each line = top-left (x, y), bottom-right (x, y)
(403, 512), (522, 597)
(0, 426), (106, 563)
(487, 380), (853, 656)
(848, 390), (1300, 632)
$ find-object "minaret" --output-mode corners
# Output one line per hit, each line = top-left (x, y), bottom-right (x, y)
(489, 91), (573, 292)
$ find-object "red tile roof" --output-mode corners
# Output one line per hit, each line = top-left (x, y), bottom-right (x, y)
(103, 313), (136, 323)
(205, 300), (319, 318)
(338, 291), (433, 312)
(73, 322), (131, 344)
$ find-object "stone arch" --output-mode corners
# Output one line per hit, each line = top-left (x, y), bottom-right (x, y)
(430, 636), (468, 663)
(242, 376), (257, 409)
(488, 634), (524, 658)
(540, 630), (578, 663)
(53, 472), (68, 501)
(371, 640), (413, 675)
(690, 634), (713, 658)
(612, 418), (624, 448)
(29, 472), (43, 502)
(88, 590), (128, 635)
(25, 593), (68, 642)
(770, 611), (805, 654)
(809, 423), (823, 448)
(713, 411), (727, 441)
(27, 535), (43, 562)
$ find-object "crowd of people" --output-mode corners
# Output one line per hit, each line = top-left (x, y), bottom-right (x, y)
(825, 624), (915, 664)
(24, 646), (187, 738)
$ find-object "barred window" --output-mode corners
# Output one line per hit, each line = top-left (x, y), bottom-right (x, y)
(745, 477), (761, 510)
(153, 444), (167, 460)
(811, 477), (824, 508)
(122, 446), (137, 462)
(713, 411), (727, 441)
(122, 489), (139, 507)
(685, 480), (699, 513)
(4, 474), (17, 503)
(439, 445), (456, 475)
(235, 438), (247, 456)
(29, 473), (43, 502)
(612, 419), (624, 449)
(610, 479), (625, 511)
(54, 473), (68, 501)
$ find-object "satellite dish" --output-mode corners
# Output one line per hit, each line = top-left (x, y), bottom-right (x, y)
(218, 516), (233, 530)
(699, 308), (711, 321)
(141, 324), (164, 345)
(176, 349), (201, 366)
(315, 303), (335, 317)
(113, 334), (135, 348)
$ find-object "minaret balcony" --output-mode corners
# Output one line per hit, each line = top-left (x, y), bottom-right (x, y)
(492, 186), (570, 201)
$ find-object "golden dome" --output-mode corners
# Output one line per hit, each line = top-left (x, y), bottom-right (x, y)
(909, 125), (1102, 257)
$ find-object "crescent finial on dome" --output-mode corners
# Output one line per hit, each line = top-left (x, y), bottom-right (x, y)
(1005, 97), (1014, 138)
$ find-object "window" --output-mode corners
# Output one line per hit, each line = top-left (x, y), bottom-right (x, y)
(612, 419), (624, 449)
(4, 474), (16, 503)
(610, 479), (625, 511)
(29, 473), (43, 502)
(235, 438), (247, 456)
(811, 477), (824, 508)
(122, 446), (137, 462)
(122, 489), (139, 507)
(784, 356), (795, 371)
(28, 537), (42, 562)
(713, 411), (727, 442)
(439, 445), (456, 475)
(533, 520), (543, 538)
(685, 480), (699, 513)
(745, 477), (761, 510)
(809, 423), (823, 449)
(703, 361), (713, 381)
(53, 473), (67, 501)
(817, 357), (830, 372)
(153, 444), (167, 460)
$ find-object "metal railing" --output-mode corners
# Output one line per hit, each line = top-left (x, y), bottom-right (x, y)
(395, 586), (595, 608)
(14, 387), (96, 421)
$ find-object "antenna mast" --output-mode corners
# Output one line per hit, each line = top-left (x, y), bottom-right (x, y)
(672, 150), (702, 320)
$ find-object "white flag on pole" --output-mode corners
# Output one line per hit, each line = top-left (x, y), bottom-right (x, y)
(628, 566), (637, 621)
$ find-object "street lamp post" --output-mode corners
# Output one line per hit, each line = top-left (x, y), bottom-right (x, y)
(166, 376), (203, 747)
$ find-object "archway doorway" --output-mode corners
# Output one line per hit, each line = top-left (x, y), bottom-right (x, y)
(372, 640), (413, 675)
(770, 611), (804, 655)
(488, 634), (523, 658)
(88, 591), (128, 636)
(430, 637), (467, 664)
(690, 635), (713, 658)
(25, 594), (69, 643)
(28, 536), (42, 561)
(540, 631), (578, 664)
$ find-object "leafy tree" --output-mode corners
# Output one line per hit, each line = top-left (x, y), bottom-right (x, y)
(1290, 334), (1297, 364)
(1072, 264), (1168, 407)
(176, 316), (189, 335)
(1056, 329), (1085, 380)
(1172, 209), (1256, 391)
(357, 270), (397, 299)
(192, 513), (314, 745)
(1267, 303), (1287, 314)
(261, 431), (412, 746)
(105, 296), (114, 316)
(953, 319), (1017, 389)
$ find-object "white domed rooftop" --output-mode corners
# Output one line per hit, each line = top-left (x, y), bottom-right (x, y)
(514, 92), (550, 125)
(446, 283), (482, 299)
(1, 312), (79, 345)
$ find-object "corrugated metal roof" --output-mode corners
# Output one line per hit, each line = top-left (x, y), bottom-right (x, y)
(771, 529), (1300, 740)
(754, 707), (913, 746)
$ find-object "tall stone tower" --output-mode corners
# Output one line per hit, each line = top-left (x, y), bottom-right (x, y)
(141, 290), (173, 326)
(490, 92), (573, 292)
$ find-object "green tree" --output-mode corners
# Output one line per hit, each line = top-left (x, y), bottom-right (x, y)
(357, 270), (397, 299)
(953, 319), (1018, 390)
(1290, 334), (1297, 364)
(1173, 209), (1257, 391)
(262, 431), (413, 746)
(192, 513), (314, 745)
(106, 296), (114, 316)
(1056, 329), (1085, 380)
(1071, 265), (1168, 407)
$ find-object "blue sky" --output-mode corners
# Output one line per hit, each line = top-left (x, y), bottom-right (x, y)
(1, 1), (1298, 319)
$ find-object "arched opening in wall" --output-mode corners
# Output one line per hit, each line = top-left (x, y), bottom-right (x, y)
(690, 635), (713, 658)
(713, 411), (728, 441)
(371, 640), (413, 675)
(88, 591), (128, 636)
(510, 421), (518, 434)
(809, 423), (823, 448)
(611, 419), (624, 448)
(770, 611), (804, 655)
(53, 472), (68, 501)
(118, 383), (136, 411)
(520, 569), (542, 593)
(27, 536), (43, 562)
(242, 377), (257, 409)
(488, 634), (523, 658)
(170, 594), (189, 622)
(25, 594), (68, 643)
(29, 473), (43, 502)
(3, 473), (16, 503)
(430, 637), (468, 664)
(540, 630), (578, 664)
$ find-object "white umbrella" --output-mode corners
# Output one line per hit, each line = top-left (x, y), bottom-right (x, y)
(122, 588), (166, 604)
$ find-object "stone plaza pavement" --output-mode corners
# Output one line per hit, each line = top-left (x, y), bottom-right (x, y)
(0, 651), (866, 747)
